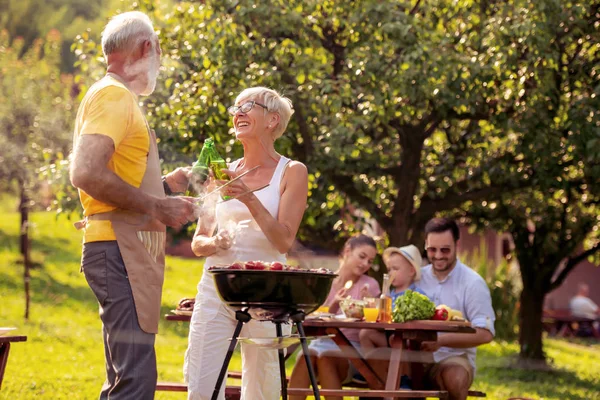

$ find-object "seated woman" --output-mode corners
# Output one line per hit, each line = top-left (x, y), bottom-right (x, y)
(289, 234), (381, 400)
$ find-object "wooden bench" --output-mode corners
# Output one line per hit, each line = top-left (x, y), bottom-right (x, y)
(156, 383), (449, 398)
(156, 380), (486, 398)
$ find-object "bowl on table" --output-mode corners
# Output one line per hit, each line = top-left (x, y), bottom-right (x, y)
(339, 298), (367, 319)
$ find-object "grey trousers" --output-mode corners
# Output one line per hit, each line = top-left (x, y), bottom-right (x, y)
(82, 241), (157, 400)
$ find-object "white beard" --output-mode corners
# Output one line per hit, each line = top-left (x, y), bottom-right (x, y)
(124, 53), (160, 96)
(140, 54), (160, 96)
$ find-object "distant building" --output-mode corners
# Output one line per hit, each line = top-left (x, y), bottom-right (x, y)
(458, 226), (600, 311)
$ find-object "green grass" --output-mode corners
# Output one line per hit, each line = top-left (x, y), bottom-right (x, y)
(1, 196), (600, 399)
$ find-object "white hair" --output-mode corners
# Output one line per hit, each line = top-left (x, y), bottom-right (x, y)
(235, 87), (294, 140)
(101, 11), (156, 57)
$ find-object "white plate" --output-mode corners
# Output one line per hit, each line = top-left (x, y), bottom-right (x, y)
(0, 327), (17, 336)
(308, 312), (336, 319)
(334, 315), (362, 322)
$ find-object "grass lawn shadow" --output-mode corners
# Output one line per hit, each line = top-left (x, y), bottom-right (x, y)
(0, 271), (21, 292)
(0, 228), (80, 264)
(477, 351), (600, 400)
(30, 267), (96, 307)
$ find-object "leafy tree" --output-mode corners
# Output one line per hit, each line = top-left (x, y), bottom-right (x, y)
(0, 29), (76, 318)
(73, 0), (543, 251)
(0, 0), (132, 71)
(463, 1), (600, 363)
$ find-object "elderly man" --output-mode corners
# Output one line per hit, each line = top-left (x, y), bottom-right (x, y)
(569, 283), (599, 320)
(416, 217), (495, 400)
(70, 11), (196, 399)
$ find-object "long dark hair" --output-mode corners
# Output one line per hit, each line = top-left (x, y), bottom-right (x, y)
(341, 234), (377, 256)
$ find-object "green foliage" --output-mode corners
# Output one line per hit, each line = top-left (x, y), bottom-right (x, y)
(455, 0), (600, 359)
(72, 0), (592, 250)
(0, 0), (137, 71)
(0, 29), (76, 208)
(392, 289), (436, 322)
(464, 0), (600, 271)
(462, 242), (521, 341)
(66, 0), (599, 255)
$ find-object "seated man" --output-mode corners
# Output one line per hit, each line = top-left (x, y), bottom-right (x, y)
(416, 217), (495, 400)
(569, 283), (599, 337)
(569, 283), (599, 320)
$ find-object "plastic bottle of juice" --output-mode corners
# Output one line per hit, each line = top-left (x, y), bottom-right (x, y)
(377, 273), (393, 323)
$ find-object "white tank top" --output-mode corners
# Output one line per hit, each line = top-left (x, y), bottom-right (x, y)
(204, 156), (291, 269)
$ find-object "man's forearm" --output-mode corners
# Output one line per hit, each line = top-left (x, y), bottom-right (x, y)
(77, 168), (157, 216)
(438, 329), (493, 349)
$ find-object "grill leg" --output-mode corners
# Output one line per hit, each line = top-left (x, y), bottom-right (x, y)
(275, 322), (288, 399)
(292, 316), (320, 400)
(212, 310), (251, 400)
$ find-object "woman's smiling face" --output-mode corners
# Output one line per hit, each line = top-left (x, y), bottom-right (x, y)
(344, 244), (377, 276)
(232, 98), (269, 140)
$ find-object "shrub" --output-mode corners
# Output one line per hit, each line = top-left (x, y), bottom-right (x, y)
(461, 240), (520, 341)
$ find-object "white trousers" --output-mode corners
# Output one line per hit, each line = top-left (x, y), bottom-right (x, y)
(184, 272), (291, 400)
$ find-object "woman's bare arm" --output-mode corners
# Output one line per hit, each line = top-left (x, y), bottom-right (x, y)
(190, 196), (230, 257)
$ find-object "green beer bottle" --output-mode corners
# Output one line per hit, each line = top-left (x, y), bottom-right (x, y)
(204, 138), (231, 200)
(185, 140), (211, 197)
(205, 140), (229, 181)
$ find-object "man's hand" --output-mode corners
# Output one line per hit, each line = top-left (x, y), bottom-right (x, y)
(153, 196), (196, 229)
(164, 167), (192, 194)
(420, 341), (442, 352)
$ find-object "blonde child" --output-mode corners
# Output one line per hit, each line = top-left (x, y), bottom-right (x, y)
(358, 244), (425, 388)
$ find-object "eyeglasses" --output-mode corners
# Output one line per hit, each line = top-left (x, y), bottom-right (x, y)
(425, 247), (452, 255)
(227, 101), (268, 116)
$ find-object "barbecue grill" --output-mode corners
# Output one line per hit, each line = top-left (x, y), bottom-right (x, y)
(209, 268), (336, 400)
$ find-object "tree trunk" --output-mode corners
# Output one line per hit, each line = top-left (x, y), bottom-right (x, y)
(388, 137), (425, 246)
(19, 179), (31, 320)
(518, 285), (546, 362)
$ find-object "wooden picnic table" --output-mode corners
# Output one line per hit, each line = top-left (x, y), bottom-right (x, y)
(542, 309), (600, 338)
(301, 319), (476, 399)
(0, 335), (27, 390)
(163, 314), (478, 399)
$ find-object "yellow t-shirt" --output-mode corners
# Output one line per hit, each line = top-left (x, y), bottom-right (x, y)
(73, 75), (150, 242)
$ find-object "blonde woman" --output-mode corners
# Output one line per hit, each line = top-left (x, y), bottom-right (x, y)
(184, 87), (308, 400)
